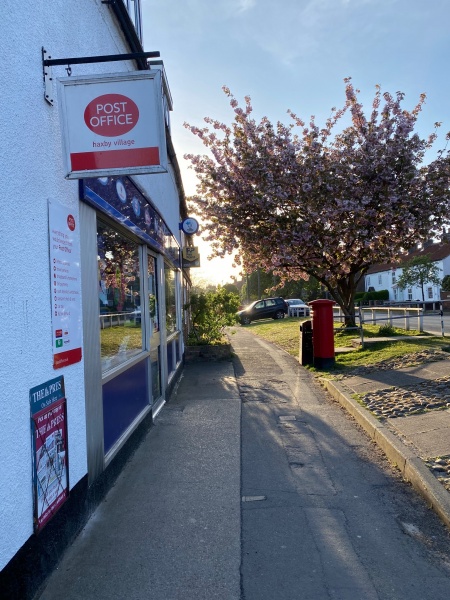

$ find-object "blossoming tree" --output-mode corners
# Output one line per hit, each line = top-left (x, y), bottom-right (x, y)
(184, 80), (450, 325)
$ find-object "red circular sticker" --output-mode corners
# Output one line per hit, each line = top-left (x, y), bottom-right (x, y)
(67, 214), (76, 231)
(84, 94), (139, 137)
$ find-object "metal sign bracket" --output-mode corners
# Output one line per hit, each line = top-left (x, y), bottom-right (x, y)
(41, 47), (160, 106)
(42, 48), (55, 105)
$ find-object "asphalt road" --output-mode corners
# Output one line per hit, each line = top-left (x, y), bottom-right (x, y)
(232, 327), (450, 600)
(344, 311), (450, 337)
(409, 314), (449, 336)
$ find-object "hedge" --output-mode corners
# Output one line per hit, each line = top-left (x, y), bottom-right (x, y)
(355, 289), (389, 303)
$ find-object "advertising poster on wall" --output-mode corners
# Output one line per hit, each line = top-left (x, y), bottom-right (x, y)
(57, 71), (167, 178)
(48, 201), (83, 369)
(30, 376), (69, 532)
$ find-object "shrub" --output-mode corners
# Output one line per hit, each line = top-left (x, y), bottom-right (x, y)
(442, 275), (450, 292)
(378, 323), (396, 336)
(359, 289), (389, 303)
(186, 287), (240, 345)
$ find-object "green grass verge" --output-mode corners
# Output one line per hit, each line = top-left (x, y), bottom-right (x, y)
(239, 317), (450, 377)
(100, 323), (143, 357)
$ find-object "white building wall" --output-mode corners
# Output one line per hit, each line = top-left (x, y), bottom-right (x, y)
(365, 259), (446, 303)
(1, 0), (178, 570)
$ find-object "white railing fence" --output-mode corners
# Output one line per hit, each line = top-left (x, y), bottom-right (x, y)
(333, 306), (424, 332)
(100, 311), (139, 329)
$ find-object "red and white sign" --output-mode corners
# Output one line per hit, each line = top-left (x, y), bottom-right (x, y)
(57, 71), (167, 178)
(48, 201), (83, 368)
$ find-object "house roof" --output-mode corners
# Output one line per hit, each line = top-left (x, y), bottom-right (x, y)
(366, 240), (450, 275)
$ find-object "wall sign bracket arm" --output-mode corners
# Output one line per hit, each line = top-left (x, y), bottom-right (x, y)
(41, 47), (160, 105)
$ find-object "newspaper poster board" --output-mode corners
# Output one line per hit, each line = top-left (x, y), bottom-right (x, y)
(30, 376), (69, 532)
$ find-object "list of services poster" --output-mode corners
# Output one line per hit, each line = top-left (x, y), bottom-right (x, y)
(48, 201), (82, 368)
(30, 376), (69, 532)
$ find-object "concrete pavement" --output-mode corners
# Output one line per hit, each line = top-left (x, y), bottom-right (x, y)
(322, 357), (450, 529)
(34, 329), (450, 599)
(36, 361), (242, 600)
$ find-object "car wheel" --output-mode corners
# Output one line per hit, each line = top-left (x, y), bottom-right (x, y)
(241, 316), (251, 325)
(274, 310), (285, 319)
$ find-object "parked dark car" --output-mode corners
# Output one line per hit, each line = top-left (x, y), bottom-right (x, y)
(237, 297), (289, 325)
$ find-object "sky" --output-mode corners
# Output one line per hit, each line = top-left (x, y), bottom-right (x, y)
(141, 0), (450, 285)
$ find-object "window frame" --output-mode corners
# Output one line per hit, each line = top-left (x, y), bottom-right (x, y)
(122, 0), (143, 41)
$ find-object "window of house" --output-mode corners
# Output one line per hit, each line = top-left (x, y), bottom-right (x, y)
(408, 288), (413, 301)
(392, 271), (396, 283)
(428, 287), (433, 299)
(394, 288), (398, 300)
(378, 274), (382, 285)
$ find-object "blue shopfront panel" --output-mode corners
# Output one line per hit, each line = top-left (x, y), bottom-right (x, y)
(103, 359), (149, 453)
(167, 341), (174, 377)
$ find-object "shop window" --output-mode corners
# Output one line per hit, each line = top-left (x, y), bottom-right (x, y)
(148, 255), (159, 336)
(148, 255), (161, 400)
(97, 222), (143, 371)
(165, 266), (177, 334)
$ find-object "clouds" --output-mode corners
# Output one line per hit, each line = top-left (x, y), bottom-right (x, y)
(235, 0), (257, 13)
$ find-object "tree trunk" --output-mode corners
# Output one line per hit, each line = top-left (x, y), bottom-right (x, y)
(340, 305), (357, 329)
(323, 275), (358, 329)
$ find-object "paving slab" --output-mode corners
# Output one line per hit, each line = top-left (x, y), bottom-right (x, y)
(322, 350), (450, 531)
(344, 372), (428, 394)
(344, 359), (450, 396)
(388, 409), (450, 458)
(36, 361), (242, 600)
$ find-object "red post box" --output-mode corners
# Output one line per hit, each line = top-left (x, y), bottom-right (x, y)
(309, 299), (336, 369)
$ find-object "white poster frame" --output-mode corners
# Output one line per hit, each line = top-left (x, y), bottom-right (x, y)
(48, 200), (83, 368)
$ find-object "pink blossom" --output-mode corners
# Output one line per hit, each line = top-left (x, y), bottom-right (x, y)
(184, 80), (450, 323)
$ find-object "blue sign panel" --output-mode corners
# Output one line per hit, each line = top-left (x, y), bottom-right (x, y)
(80, 176), (180, 267)
(30, 376), (65, 416)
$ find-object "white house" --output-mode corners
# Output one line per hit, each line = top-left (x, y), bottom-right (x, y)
(1, 2), (193, 597)
(364, 241), (450, 304)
